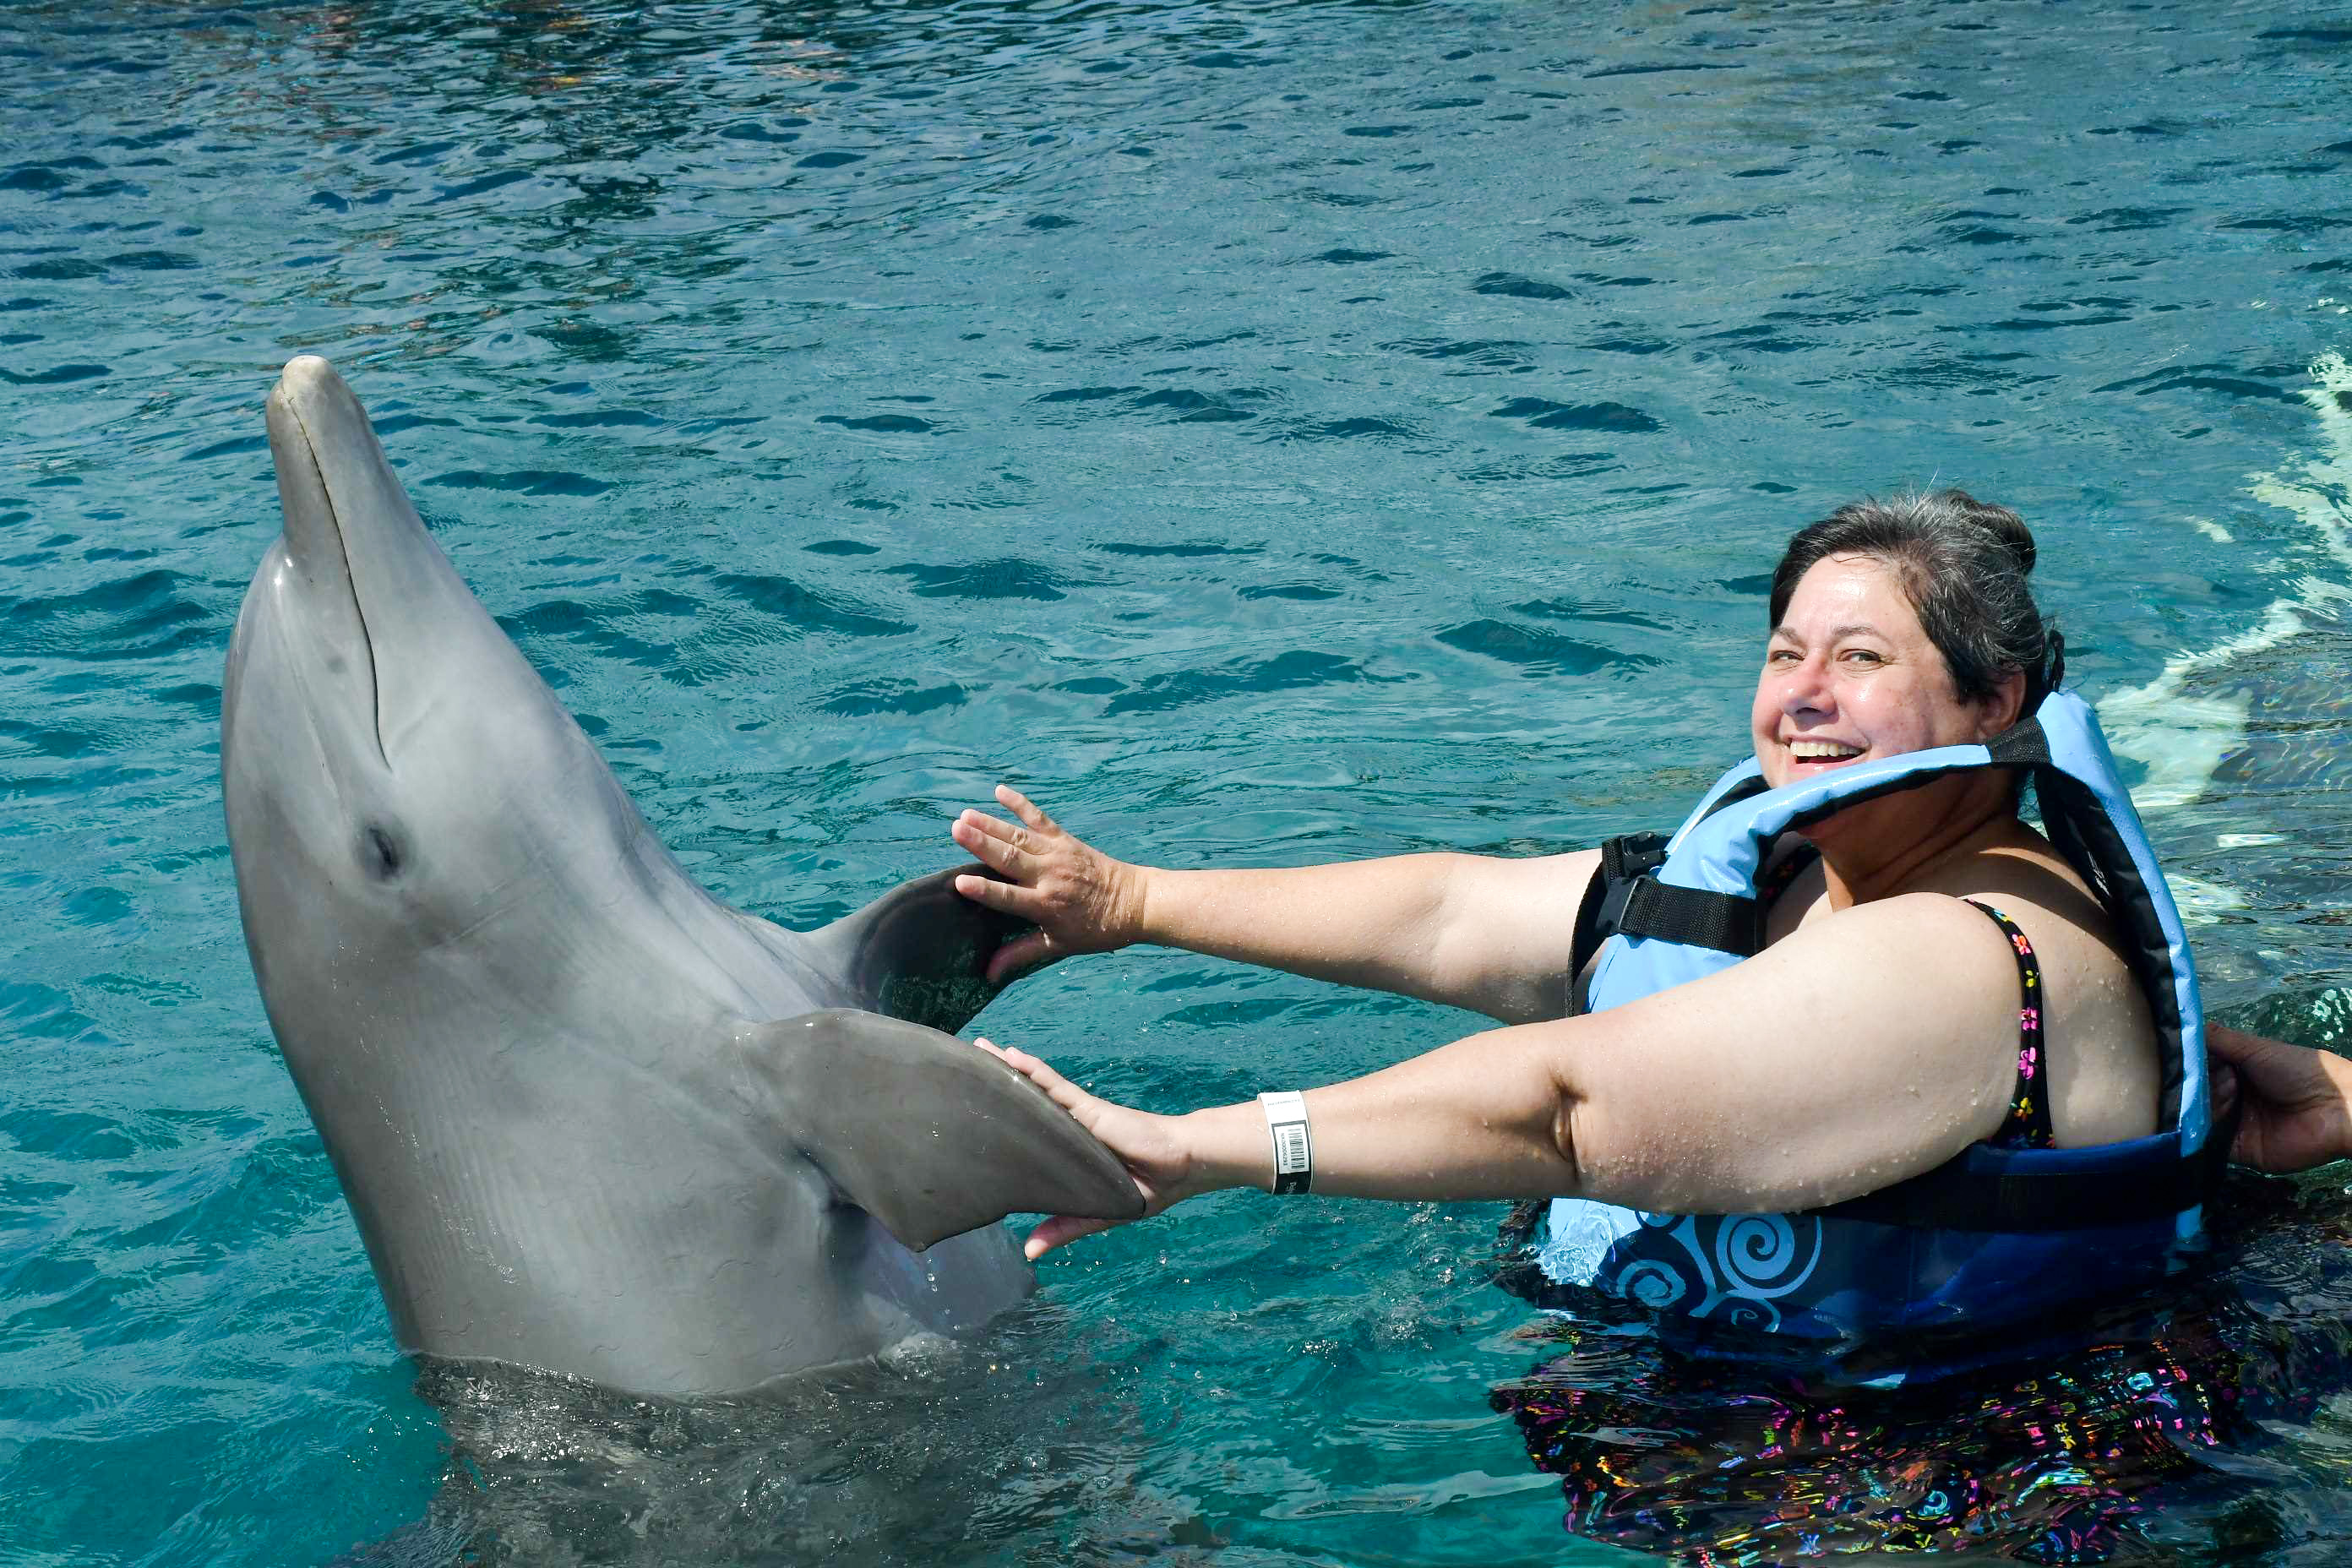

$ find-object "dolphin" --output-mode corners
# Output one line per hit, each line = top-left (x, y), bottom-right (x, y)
(220, 356), (1140, 1396)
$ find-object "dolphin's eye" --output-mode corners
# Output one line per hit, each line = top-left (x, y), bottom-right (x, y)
(361, 825), (405, 881)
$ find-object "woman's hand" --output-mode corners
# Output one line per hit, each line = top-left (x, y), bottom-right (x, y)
(2208, 1024), (2352, 1173)
(951, 787), (1149, 983)
(975, 1038), (1211, 1256)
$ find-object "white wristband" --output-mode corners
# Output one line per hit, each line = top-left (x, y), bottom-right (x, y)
(1260, 1091), (1313, 1195)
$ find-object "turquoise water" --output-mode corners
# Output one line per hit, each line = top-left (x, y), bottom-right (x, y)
(4, 0), (2352, 1561)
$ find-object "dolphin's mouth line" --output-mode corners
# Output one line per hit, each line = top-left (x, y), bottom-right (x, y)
(291, 400), (391, 772)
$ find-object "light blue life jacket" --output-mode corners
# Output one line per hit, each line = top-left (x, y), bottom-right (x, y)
(1517, 690), (2219, 1343)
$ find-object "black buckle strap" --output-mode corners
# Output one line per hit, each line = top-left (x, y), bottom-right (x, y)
(1592, 838), (1663, 947)
(1571, 833), (1669, 986)
(1603, 832), (1670, 884)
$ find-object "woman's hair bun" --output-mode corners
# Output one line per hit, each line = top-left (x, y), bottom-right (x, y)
(1939, 488), (2036, 575)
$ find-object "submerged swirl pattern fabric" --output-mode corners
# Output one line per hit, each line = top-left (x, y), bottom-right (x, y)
(1538, 1211), (1829, 1332)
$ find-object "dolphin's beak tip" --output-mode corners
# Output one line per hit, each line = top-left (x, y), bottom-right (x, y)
(275, 354), (340, 397)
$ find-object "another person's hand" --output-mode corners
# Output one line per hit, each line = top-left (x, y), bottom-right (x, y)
(951, 787), (1148, 982)
(2208, 1024), (2352, 1173)
(975, 1038), (1208, 1256)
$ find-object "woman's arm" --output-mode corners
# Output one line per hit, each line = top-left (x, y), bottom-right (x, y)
(950, 787), (1597, 1023)
(991, 891), (2032, 1255)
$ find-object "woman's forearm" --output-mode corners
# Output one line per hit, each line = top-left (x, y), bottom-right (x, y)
(1177, 1022), (1582, 1200)
(1137, 853), (1592, 1023)
(1139, 855), (1462, 988)
(951, 787), (1592, 1020)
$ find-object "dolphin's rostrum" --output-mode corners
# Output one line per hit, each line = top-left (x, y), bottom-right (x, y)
(222, 357), (1141, 1396)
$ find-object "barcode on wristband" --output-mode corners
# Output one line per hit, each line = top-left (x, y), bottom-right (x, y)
(1260, 1090), (1312, 1195)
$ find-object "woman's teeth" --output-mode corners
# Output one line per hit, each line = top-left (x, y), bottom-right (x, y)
(1789, 739), (1864, 760)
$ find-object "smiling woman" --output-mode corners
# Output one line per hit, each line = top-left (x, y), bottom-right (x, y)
(952, 489), (2230, 1358)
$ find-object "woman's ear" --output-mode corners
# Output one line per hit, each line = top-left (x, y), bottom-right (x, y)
(1977, 667), (2029, 738)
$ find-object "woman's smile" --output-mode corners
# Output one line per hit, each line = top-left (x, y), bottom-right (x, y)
(1785, 736), (1867, 767)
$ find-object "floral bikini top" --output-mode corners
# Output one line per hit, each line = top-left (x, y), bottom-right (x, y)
(1958, 901), (2055, 1151)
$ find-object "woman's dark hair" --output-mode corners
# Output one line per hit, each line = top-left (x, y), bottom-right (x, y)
(1768, 488), (2064, 713)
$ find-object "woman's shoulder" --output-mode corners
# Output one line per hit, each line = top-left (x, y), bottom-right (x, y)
(1933, 839), (2148, 1012)
(1944, 836), (2159, 1145)
(1946, 833), (2123, 956)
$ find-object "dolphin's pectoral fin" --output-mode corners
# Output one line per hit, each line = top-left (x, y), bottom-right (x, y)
(805, 865), (1032, 1034)
(743, 1010), (1144, 1253)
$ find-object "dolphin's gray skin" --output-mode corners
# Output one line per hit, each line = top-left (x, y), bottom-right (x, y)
(221, 356), (1140, 1396)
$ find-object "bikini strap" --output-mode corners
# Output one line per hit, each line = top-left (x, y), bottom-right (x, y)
(1962, 900), (2055, 1151)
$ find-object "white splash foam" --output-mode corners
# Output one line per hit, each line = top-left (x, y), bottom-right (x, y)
(2099, 350), (2352, 812)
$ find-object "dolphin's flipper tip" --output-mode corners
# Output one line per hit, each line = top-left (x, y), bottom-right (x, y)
(748, 1010), (1144, 1253)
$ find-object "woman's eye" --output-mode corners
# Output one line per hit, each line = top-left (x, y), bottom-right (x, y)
(1842, 649), (1883, 666)
(1767, 649), (1799, 665)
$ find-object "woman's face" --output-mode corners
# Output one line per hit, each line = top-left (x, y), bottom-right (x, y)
(1750, 553), (2012, 793)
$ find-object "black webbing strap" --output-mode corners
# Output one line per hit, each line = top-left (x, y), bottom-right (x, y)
(1573, 830), (1774, 961)
(1811, 1103), (2237, 1233)
(1615, 878), (1768, 956)
(1567, 861), (1609, 989)
(1983, 713), (2050, 768)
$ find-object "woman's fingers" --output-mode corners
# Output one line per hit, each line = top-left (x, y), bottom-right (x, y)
(975, 1042), (1119, 1252)
(950, 790), (1141, 961)
(983, 1043), (1102, 1152)
(974, 1038), (1184, 1255)
(951, 810), (1035, 874)
(954, 806), (1027, 849)
(996, 784), (1056, 833)
(951, 803), (1069, 894)
(953, 868), (1042, 913)
(997, 1044), (1089, 1115)
(1022, 1214), (1111, 1259)
(983, 1043), (1114, 1144)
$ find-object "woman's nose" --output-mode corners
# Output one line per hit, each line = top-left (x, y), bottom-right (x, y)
(1778, 656), (1833, 714)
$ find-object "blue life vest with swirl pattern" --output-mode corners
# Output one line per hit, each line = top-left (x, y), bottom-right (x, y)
(1519, 690), (2219, 1342)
